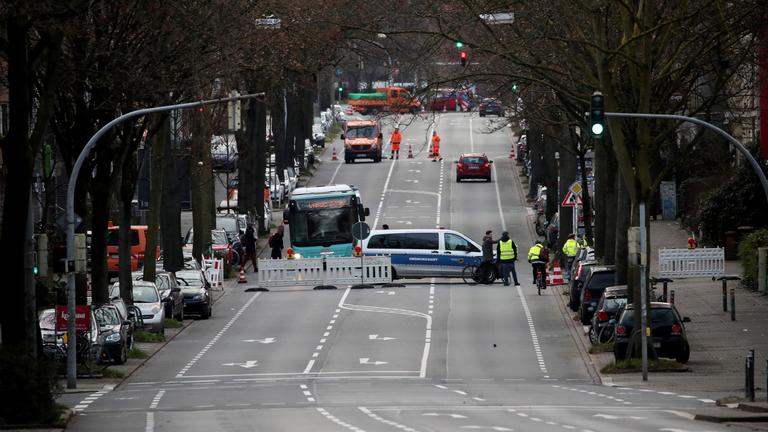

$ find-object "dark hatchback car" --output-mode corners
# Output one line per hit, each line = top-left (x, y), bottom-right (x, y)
(569, 259), (598, 311)
(478, 98), (504, 117)
(614, 302), (691, 363)
(133, 271), (184, 321)
(589, 285), (628, 344)
(578, 265), (617, 324)
(176, 270), (213, 319)
(456, 153), (493, 182)
(93, 303), (133, 365)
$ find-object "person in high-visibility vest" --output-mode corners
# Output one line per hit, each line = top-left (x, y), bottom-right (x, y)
(527, 240), (549, 288)
(431, 131), (441, 161)
(562, 233), (578, 281)
(497, 231), (520, 286)
(390, 128), (402, 160)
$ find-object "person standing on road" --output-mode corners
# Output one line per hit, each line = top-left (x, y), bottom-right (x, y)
(497, 231), (520, 286)
(562, 233), (578, 281)
(269, 225), (284, 259)
(241, 224), (258, 272)
(481, 230), (497, 263)
(390, 127), (402, 160)
(431, 131), (442, 161)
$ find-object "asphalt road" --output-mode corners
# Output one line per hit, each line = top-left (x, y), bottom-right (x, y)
(62, 113), (742, 432)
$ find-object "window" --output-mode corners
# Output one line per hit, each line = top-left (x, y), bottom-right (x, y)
(461, 156), (485, 164)
(445, 233), (476, 252)
(400, 233), (439, 250)
(586, 271), (616, 290)
(367, 234), (387, 249)
(345, 126), (377, 139)
(132, 285), (159, 303)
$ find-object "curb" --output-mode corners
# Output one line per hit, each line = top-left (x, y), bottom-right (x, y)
(695, 413), (768, 423)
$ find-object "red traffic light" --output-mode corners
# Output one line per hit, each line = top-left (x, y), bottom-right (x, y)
(195, 106), (204, 113)
(459, 51), (468, 66)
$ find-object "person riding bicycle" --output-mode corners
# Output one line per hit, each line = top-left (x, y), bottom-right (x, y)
(527, 240), (549, 289)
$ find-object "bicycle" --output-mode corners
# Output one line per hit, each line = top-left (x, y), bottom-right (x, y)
(461, 261), (498, 285)
(530, 260), (547, 295)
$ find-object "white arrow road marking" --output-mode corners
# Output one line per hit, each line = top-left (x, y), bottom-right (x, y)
(360, 357), (388, 365)
(423, 413), (467, 419)
(593, 414), (646, 420)
(461, 427), (513, 431)
(397, 220), (413, 225)
(404, 179), (419, 183)
(407, 170), (421, 173)
(222, 360), (259, 368)
(405, 199), (421, 203)
(369, 334), (396, 341)
(374, 290), (396, 295)
(254, 338), (276, 344)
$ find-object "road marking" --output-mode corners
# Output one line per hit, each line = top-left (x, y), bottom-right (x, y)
(328, 160), (344, 185)
(145, 412), (154, 432)
(369, 334), (396, 341)
(469, 116), (475, 152)
(372, 156), (398, 229)
(492, 161), (506, 231)
(149, 390), (165, 409)
(72, 390), (109, 413)
(593, 413), (646, 420)
(359, 407), (421, 432)
(302, 360), (315, 374)
(177, 292), (261, 377)
(517, 285), (548, 375)
(318, 407), (366, 432)
(360, 357), (388, 366)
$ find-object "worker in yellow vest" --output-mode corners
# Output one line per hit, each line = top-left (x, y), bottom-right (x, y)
(562, 233), (578, 281)
(497, 231), (520, 286)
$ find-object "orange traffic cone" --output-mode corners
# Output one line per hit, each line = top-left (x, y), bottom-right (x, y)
(407, 144), (414, 159)
(550, 262), (565, 285)
(238, 266), (248, 284)
(331, 147), (338, 161)
(508, 144), (515, 159)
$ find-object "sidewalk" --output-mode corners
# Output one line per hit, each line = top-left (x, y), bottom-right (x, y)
(601, 220), (768, 398)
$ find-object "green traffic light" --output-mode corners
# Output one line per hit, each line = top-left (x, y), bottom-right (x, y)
(591, 123), (604, 135)
(512, 83), (519, 92)
(33, 266), (39, 276)
(455, 41), (464, 49)
(338, 87), (343, 91)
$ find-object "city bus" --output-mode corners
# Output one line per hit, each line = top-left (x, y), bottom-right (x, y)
(283, 184), (369, 258)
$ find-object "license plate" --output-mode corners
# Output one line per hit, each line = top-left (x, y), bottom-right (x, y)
(653, 342), (661, 348)
(111, 254), (119, 259)
(467, 166), (478, 170)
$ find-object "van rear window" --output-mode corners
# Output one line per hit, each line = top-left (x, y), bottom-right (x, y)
(107, 230), (140, 246)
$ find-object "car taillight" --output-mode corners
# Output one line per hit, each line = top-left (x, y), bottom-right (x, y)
(575, 265), (583, 279)
(457, 163), (463, 169)
(597, 311), (608, 322)
(583, 290), (592, 301)
(483, 162), (489, 168)
(137, 252), (144, 260)
(615, 325), (626, 335)
(671, 324), (682, 335)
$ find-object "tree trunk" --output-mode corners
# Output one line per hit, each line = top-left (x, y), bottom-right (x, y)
(160, 133), (183, 272)
(255, 98), (268, 233)
(577, 151), (593, 245)
(271, 88), (287, 186)
(614, 173), (630, 285)
(143, 117), (167, 281)
(558, 140), (577, 251)
(90, 149), (114, 305)
(191, 113), (213, 262)
(236, 102), (255, 216)
(118, 139), (139, 304)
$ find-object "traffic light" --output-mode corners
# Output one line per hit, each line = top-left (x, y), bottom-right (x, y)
(511, 83), (520, 92)
(195, 106), (204, 113)
(459, 51), (468, 66)
(590, 91), (605, 137)
(455, 40), (464, 49)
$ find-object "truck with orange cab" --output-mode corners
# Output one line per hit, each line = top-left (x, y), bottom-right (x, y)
(347, 87), (421, 115)
(340, 120), (383, 163)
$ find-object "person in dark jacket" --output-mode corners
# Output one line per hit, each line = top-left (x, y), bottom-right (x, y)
(481, 230), (497, 263)
(497, 231), (520, 286)
(241, 225), (258, 272)
(269, 225), (284, 259)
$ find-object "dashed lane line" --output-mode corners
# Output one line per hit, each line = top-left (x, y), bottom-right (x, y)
(317, 407), (366, 432)
(517, 285), (548, 376)
(359, 407), (422, 432)
(149, 390), (165, 409)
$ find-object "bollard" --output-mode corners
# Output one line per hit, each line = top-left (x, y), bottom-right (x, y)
(730, 288), (736, 321)
(669, 289), (675, 305)
(722, 279), (728, 312)
(745, 350), (755, 402)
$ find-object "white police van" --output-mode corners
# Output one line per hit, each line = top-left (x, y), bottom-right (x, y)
(362, 229), (483, 279)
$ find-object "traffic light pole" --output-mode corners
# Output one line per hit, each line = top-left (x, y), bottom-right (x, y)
(604, 111), (768, 382)
(65, 93), (264, 389)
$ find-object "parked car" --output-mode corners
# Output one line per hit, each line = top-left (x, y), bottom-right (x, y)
(132, 270), (184, 321)
(176, 270), (213, 319)
(211, 135), (238, 172)
(578, 265), (617, 324)
(109, 280), (166, 334)
(546, 212), (559, 247)
(216, 213), (247, 257)
(614, 302), (691, 363)
(183, 228), (237, 268)
(311, 123), (325, 148)
(157, 253), (201, 271)
(455, 153), (493, 182)
(589, 285), (628, 345)
(478, 98), (504, 117)
(39, 307), (102, 366)
(568, 258), (598, 311)
(93, 303), (132, 364)
(106, 225), (159, 276)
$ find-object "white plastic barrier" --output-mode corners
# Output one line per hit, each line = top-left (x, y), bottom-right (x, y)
(658, 248), (724, 279)
(256, 256), (392, 288)
(203, 258), (225, 289)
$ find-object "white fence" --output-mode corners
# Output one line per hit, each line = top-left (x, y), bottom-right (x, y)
(658, 248), (725, 279)
(203, 258), (225, 289)
(256, 256), (392, 288)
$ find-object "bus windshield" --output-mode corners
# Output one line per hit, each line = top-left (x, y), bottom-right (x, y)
(289, 205), (357, 247)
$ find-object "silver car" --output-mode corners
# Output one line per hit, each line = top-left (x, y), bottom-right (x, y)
(109, 281), (165, 334)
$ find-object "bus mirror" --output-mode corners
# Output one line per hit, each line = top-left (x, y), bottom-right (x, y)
(364, 207), (370, 217)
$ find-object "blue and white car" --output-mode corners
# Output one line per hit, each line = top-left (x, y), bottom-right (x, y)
(362, 229), (483, 279)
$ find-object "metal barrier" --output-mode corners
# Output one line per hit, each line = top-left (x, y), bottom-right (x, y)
(203, 258), (224, 289)
(256, 256), (392, 288)
(658, 248), (724, 279)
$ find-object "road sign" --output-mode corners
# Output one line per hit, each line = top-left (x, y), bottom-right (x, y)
(351, 221), (371, 240)
(569, 181), (582, 195)
(55, 305), (91, 332)
(561, 191), (583, 207)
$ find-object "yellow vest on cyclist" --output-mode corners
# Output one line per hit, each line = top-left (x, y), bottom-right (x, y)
(499, 240), (516, 260)
(528, 244), (543, 261)
(563, 239), (578, 257)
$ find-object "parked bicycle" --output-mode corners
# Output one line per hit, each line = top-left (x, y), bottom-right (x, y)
(462, 261), (498, 285)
